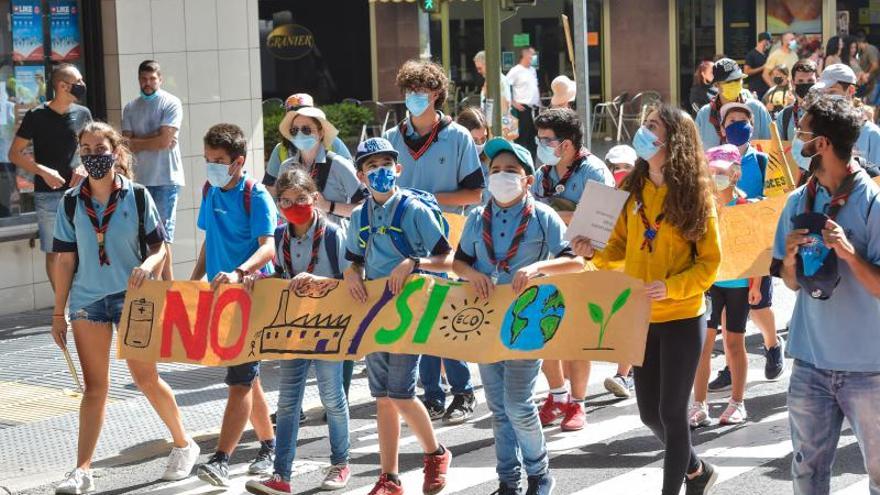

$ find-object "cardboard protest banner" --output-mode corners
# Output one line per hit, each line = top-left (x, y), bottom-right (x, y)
(753, 123), (795, 197)
(442, 212), (467, 251)
(118, 271), (652, 368)
(716, 193), (788, 280)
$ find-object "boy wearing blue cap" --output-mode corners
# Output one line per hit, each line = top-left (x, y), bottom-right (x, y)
(453, 137), (584, 495)
(344, 137), (454, 495)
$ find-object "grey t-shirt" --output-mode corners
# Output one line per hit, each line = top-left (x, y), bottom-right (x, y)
(122, 89), (185, 186)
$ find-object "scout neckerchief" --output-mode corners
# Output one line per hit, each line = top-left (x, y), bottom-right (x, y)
(540, 148), (591, 198)
(804, 163), (859, 220)
(482, 195), (534, 274)
(708, 94), (745, 141)
(633, 185), (664, 253)
(281, 212), (325, 276)
(399, 112), (453, 161)
(80, 176), (123, 266)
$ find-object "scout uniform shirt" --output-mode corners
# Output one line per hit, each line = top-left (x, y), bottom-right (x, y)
(53, 175), (166, 312)
(530, 152), (615, 207)
(274, 216), (349, 279)
(264, 137), (352, 179)
(695, 98), (772, 148)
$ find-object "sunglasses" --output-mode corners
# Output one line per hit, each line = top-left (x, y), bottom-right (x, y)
(290, 126), (317, 137)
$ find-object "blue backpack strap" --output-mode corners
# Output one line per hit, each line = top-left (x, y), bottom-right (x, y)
(243, 178), (257, 215)
(755, 151), (769, 184)
(358, 201), (371, 249)
(324, 221), (342, 278)
(388, 192), (415, 258)
(272, 224), (286, 275)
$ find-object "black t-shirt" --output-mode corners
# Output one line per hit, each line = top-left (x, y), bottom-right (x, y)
(745, 49), (769, 97)
(16, 102), (92, 192)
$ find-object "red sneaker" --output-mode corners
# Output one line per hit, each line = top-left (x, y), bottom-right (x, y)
(368, 474), (404, 495)
(538, 393), (566, 426)
(560, 401), (586, 431)
(422, 447), (451, 495)
(245, 474), (292, 495)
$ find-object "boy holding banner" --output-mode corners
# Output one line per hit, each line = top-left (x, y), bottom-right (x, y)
(454, 138), (584, 495)
(344, 137), (454, 495)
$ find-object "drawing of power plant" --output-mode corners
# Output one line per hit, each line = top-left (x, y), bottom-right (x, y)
(259, 290), (352, 355)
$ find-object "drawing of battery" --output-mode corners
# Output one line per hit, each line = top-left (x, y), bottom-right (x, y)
(124, 298), (155, 348)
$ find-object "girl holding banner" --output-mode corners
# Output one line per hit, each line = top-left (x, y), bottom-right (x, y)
(572, 105), (722, 495)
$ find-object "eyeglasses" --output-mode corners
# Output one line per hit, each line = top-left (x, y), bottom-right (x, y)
(794, 129), (815, 140)
(535, 136), (561, 147)
(277, 197), (311, 208)
(290, 126), (316, 137)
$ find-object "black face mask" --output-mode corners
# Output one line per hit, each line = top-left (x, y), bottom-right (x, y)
(773, 76), (785, 86)
(795, 82), (814, 99)
(70, 82), (86, 100)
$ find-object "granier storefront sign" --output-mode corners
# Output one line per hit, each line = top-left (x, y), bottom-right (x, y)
(266, 24), (315, 60)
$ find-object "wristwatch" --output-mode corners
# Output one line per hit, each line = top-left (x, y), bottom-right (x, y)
(409, 256), (421, 273)
(233, 268), (248, 280)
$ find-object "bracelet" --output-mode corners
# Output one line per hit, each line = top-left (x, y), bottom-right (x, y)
(329, 201), (336, 214)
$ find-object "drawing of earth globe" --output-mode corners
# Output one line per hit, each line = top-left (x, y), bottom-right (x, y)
(500, 284), (566, 351)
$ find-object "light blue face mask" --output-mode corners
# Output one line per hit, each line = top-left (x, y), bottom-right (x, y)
(791, 135), (818, 170)
(206, 162), (234, 188)
(405, 91), (432, 117)
(537, 142), (561, 166)
(292, 134), (318, 152)
(141, 89), (159, 101)
(367, 166), (396, 193)
(788, 39), (799, 52)
(633, 126), (663, 161)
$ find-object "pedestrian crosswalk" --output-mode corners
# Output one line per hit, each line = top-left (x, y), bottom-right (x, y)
(143, 357), (872, 495)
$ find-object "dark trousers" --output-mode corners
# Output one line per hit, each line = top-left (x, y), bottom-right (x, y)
(514, 105), (538, 156)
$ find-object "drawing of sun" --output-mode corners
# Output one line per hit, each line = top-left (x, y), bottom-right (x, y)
(439, 298), (494, 341)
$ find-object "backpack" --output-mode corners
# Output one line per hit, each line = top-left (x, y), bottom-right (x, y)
(755, 151), (768, 186)
(356, 188), (449, 259)
(781, 106), (794, 141)
(278, 143), (336, 193)
(273, 221), (342, 279)
(63, 183), (149, 262)
(202, 177), (258, 214)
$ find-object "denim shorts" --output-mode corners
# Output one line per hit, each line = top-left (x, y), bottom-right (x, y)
(365, 352), (421, 399)
(226, 361), (261, 387)
(34, 191), (65, 253)
(69, 291), (127, 325)
(146, 185), (180, 242)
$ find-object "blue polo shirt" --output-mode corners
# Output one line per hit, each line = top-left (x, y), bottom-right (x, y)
(273, 219), (349, 279)
(384, 116), (485, 214)
(455, 197), (572, 284)
(854, 120), (880, 165)
(530, 153), (615, 205)
(695, 98), (772, 148)
(345, 189), (451, 280)
(739, 145), (766, 199)
(197, 175), (277, 280)
(771, 169), (880, 372)
(53, 176), (167, 312)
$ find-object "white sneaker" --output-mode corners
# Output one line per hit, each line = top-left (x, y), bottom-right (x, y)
(719, 400), (747, 425)
(56, 468), (95, 494)
(688, 401), (710, 428)
(162, 437), (200, 481)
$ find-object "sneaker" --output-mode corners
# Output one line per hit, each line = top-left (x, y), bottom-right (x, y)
(707, 367), (732, 392)
(603, 374), (633, 398)
(55, 468), (95, 494)
(321, 464), (351, 490)
(443, 393), (476, 424)
(197, 453), (230, 487)
(764, 337), (785, 381)
(538, 393), (567, 426)
(249, 444), (276, 475)
(422, 398), (446, 421)
(688, 401), (710, 428)
(423, 446), (452, 495)
(367, 474), (404, 495)
(490, 481), (523, 495)
(246, 474), (292, 495)
(560, 402), (586, 431)
(719, 400), (747, 425)
(685, 461), (719, 495)
(161, 437), (200, 481)
(525, 474), (556, 495)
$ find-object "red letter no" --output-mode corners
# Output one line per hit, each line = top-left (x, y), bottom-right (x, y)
(210, 288), (251, 361)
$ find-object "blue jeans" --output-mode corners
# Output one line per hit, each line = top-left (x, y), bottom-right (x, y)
(479, 359), (549, 486)
(789, 359), (880, 495)
(274, 359), (350, 480)
(34, 191), (65, 252)
(146, 185), (180, 241)
(69, 291), (126, 325)
(419, 356), (474, 404)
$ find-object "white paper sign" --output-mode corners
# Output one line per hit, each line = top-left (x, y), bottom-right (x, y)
(564, 180), (630, 248)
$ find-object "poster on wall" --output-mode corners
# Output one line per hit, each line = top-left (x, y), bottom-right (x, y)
(13, 65), (46, 105)
(49, 0), (81, 61)
(767, 0), (821, 34)
(11, 0), (44, 62)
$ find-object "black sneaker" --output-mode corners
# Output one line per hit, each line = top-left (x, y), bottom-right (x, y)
(197, 453), (230, 487)
(764, 337), (785, 381)
(422, 398), (446, 420)
(685, 461), (718, 495)
(525, 474), (556, 495)
(490, 481), (523, 495)
(708, 366), (732, 392)
(442, 393), (476, 424)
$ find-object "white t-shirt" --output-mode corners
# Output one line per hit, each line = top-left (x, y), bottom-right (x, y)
(506, 64), (541, 107)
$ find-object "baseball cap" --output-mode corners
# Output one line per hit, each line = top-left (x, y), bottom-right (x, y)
(713, 58), (746, 83)
(793, 212), (841, 300)
(355, 137), (399, 169)
(484, 137), (535, 175)
(758, 32), (772, 42)
(705, 144), (741, 171)
(813, 63), (858, 91)
(605, 144), (637, 167)
(719, 102), (753, 123)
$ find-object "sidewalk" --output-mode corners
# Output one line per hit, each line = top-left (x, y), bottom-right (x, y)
(0, 308), (376, 493)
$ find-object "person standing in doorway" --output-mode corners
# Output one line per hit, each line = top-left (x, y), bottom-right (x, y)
(122, 60), (184, 280)
(744, 32), (773, 99)
(9, 63), (92, 291)
(507, 47), (542, 156)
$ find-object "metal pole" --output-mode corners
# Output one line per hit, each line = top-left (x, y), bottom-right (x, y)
(573, 0), (592, 147)
(484, 0), (503, 132)
(441, 1), (451, 74)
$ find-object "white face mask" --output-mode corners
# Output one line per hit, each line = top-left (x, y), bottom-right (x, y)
(713, 174), (731, 190)
(488, 172), (525, 204)
(475, 143), (486, 155)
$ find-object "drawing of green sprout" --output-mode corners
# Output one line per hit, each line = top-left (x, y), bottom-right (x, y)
(588, 288), (631, 349)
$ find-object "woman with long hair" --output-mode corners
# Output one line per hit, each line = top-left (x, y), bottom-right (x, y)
(456, 106), (491, 208)
(572, 105), (722, 495)
(689, 61), (717, 112)
(51, 122), (199, 494)
(825, 36), (843, 67)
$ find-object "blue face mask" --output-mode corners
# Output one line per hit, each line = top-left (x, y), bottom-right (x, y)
(367, 166), (396, 193)
(791, 135), (819, 170)
(788, 39), (799, 51)
(206, 162), (234, 188)
(405, 92), (432, 117)
(537, 142), (561, 166)
(292, 134), (318, 152)
(724, 121), (753, 146)
(141, 89), (159, 101)
(633, 126), (663, 161)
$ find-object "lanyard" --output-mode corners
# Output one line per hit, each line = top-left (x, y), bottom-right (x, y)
(281, 213), (325, 276)
(80, 177), (123, 266)
(481, 196), (534, 274)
